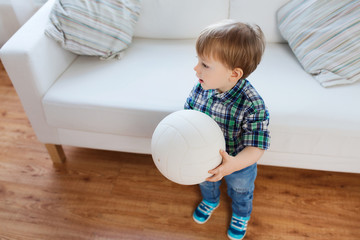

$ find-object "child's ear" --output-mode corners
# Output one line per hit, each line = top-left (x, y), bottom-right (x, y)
(230, 68), (243, 81)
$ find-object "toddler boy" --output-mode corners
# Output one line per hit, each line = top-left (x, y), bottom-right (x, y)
(184, 20), (270, 240)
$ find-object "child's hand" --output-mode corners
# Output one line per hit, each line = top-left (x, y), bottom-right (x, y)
(205, 146), (265, 182)
(206, 149), (235, 182)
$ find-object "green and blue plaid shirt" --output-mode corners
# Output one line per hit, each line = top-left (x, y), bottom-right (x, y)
(184, 79), (270, 156)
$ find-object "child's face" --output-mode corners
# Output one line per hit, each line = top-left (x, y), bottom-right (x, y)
(194, 56), (236, 93)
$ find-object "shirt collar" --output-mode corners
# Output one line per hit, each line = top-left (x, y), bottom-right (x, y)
(212, 79), (247, 102)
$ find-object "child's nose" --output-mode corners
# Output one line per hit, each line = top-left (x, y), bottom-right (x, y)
(194, 63), (199, 73)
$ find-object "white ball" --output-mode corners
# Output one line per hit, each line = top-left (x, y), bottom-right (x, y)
(151, 110), (225, 185)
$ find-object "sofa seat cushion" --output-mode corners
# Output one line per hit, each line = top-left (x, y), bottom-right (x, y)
(43, 40), (360, 161)
(251, 43), (360, 160)
(43, 39), (197, 138)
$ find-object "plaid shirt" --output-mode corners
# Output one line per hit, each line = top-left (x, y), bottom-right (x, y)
(184, 79), (270, 156)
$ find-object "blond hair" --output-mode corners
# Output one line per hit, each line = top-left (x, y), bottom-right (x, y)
(196, 20), (265, 79)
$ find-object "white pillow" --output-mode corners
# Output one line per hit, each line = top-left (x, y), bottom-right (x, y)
(45, 0), (141, 60)
(277, 0), (360, 87)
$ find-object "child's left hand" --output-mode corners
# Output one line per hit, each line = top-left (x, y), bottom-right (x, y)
(205, 146), (265, 182)
(206, 149), (236, 182)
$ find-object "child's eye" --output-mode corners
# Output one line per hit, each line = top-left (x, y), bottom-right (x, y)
(202, 62), (209, 68)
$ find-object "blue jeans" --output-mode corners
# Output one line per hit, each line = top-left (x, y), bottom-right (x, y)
(199, 163), (257, 217)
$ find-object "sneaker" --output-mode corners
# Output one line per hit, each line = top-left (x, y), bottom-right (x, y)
(227, 213), (250, 240)
(192, 199), (219, 224)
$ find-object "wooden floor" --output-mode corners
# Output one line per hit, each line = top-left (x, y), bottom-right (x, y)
(0, 60), (359, 240)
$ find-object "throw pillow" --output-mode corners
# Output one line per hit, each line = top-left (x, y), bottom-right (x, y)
(277, 0), (360, 87)
(45, 0), (141, 60)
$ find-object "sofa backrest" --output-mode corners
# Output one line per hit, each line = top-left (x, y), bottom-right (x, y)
(134, 0), (290, 43)
(229, 0), (290, 43)
(133, 0), (229, 39)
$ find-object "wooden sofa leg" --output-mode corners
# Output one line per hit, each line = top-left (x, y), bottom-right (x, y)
(45, 144), (66, 164)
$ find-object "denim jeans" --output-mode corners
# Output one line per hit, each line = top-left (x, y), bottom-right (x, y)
(199, 163), (257, 217)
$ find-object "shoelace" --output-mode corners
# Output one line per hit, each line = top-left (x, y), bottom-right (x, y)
(198, 201), (215, 215)
(230, 216), (248, 231)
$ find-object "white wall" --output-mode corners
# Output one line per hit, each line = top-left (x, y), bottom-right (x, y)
(0, 0), (47, 47)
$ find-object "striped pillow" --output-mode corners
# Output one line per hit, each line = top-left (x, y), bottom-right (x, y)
(277, 0), (360, 87)
(45, 0), (141, 60)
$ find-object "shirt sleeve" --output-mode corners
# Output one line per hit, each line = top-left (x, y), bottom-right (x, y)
(184, 98), (192, 109)
(241, 108), (270, 150)
(184, 84), (198, 110)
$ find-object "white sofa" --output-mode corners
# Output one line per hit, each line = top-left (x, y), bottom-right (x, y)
(1, 0), (360, 173)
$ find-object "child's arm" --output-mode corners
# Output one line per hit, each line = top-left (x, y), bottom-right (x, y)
(206, 146), (264, 182)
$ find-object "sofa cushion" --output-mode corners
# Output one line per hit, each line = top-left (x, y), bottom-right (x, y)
(43, 40), (360, 161)
(277, 0), (360, 87)
(45, 0), (141, 60)
(250, 43), (360, 160)
(133, 0), (229, 39)
(43, 39), (197, 138)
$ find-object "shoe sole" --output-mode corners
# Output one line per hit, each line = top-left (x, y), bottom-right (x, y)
(227, 231), (246, 240)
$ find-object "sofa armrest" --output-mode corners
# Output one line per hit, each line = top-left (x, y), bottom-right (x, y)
(0, 0), (77, 143)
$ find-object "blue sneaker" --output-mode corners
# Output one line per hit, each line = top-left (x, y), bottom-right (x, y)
(192, 200), (219, 224)
(227, 213), (250, 240)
